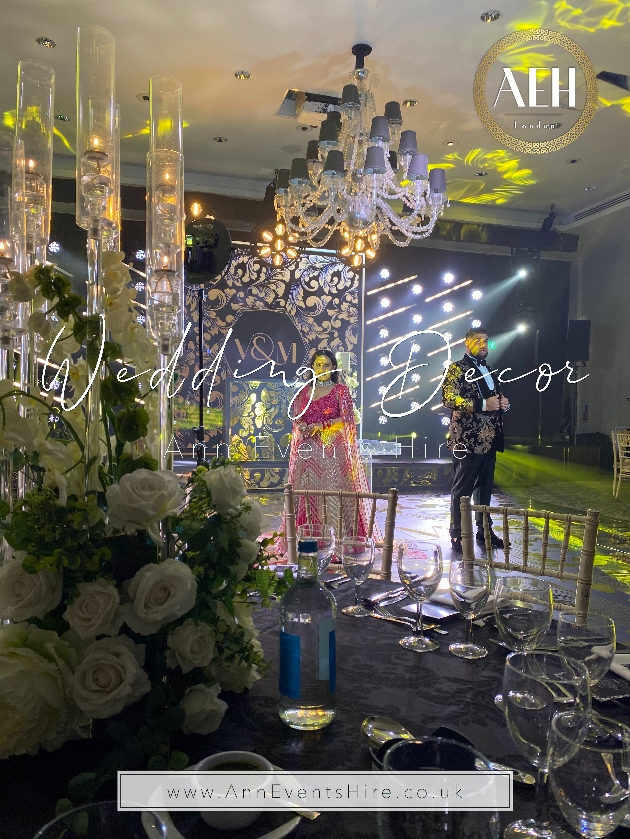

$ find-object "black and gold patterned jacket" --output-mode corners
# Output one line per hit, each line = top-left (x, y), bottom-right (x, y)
(442, 354), (504, 455)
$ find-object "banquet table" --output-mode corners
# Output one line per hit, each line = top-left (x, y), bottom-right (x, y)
(3, 578), (630, 839)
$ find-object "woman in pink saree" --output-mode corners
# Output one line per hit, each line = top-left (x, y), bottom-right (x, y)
(285, 350), (377, 543)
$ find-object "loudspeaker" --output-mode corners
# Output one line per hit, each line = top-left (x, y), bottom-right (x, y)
(566, 320), (591, 362)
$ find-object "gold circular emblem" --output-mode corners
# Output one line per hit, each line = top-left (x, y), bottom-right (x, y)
(473, 28), (598, 154)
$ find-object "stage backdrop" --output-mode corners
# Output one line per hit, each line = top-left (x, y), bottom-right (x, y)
(172, 247), (363, 467)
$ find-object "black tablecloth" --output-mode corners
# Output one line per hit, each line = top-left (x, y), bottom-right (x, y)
(3, 579), (630, 838)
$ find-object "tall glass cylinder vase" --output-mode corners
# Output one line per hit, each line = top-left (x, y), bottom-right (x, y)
(147, 75), (183, 479)
(14, 60), (54, 420)
(76, 25), (115, 494)
(146, 147), (184, 473)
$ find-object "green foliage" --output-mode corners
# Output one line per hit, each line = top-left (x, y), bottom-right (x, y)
(118, 452), (159, 477)
(114, 405), (150, 443)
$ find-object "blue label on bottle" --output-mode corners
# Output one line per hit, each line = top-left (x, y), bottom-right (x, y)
(318, 619), (336, 692)
(279, 630), (300, 699)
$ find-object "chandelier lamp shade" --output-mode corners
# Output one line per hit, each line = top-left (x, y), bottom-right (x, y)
(274, 44), (448, 259)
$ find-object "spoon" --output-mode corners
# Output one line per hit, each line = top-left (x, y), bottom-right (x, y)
(361, 715), (536, 785)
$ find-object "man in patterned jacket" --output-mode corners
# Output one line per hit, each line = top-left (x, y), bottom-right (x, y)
(442, 326), (510, 553)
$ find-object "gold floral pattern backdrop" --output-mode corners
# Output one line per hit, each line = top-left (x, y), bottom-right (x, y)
(173, 247), (361, 465)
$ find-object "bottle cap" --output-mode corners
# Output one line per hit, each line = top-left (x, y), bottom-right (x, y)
(298, 539), (318, 553)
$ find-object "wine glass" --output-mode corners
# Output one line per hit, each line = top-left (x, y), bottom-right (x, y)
(503, 651), (591, 839)
(396, 541), (443, 653)
(297, 523), (335, 576)
(557, 612), (616, 687)
(549, 711), (630, 839)
(493, 576), (554, 708)
(340, 534), (374, 617)
(449, 561), (491, 659)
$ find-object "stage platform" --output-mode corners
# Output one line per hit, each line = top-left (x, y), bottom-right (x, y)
(174, 458), (454, 492)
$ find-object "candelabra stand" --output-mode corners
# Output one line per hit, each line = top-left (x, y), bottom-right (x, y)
(76, 25), (116, 494)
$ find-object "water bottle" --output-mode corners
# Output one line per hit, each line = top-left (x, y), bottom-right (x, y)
(278, 538), (336, 729)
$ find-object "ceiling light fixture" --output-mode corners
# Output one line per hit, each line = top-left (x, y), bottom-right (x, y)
(36, 36), (56, 48)
(566, 158), (582, 164)
(480, 10), (501, 22)
(402, 99), (417, 108)
(584, 185), (596, 191)
(475, 171), (487, 177)
(443, 140), (458, 147)
(136, 93), (150, 101)
(214, 136), (228, 143)
(190, 202), (203, 217)
(48, 241), (60, 253)
(273, 43), (448, 262)
(234, 70), (251, 80)
(55, 113), (69, 122)
(253, 220), (299, 267)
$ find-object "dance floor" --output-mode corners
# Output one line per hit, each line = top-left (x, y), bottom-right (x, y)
(257, 489), (630, 644)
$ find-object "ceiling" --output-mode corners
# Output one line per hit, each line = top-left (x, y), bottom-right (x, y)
(3, 0), (630, 230)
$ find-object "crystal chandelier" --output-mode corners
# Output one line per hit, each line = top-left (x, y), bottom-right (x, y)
(274, 44), (448, 265)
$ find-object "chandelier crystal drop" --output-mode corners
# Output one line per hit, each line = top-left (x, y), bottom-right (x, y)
(274, 44), (448, 258)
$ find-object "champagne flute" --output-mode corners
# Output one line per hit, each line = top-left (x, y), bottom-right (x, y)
(396, 541), (443, 653)
(494, 576), (554, 708)
(449, 561), (490, 659)
(297, 523), (335, 576)
(340, 534), (374, 617)
(503, 651), (591, 839)
(549, 711), (630, 838)
(557, 612), (616, 687)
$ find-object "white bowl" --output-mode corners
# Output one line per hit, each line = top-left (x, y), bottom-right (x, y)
(194, 750), (273, 831)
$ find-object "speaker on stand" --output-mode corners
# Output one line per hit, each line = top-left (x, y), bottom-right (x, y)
(566, 319), (591, 445)
(185, 217), (232, 465)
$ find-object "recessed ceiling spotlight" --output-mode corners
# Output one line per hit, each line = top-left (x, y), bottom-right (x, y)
(55, 113), (69, 122)
(402, 99), (417, 108)
(214, 136), (228, 143)
(136, 93), (150, 101)
(443, 272), (454, 283)
(36, 36), (56, 48)
(480, 10), (501, 22)
(584, 185), (596, 191)
(566, 158), (582, 164)
(234, 70), (251, 80)
(48, 241), (60, 253)
(443, 140), (458, 147)
(475, 171), (487, 177)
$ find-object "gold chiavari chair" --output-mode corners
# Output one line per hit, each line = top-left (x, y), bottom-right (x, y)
(283, 483), (399, 579)
(611, 429), (630, 498)
(460, 495), (599, 621)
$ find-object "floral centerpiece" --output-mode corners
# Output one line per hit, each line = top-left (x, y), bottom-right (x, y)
(0, 260), (289, 806)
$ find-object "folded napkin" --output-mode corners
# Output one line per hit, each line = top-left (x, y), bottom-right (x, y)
(609, 654), (630, 682)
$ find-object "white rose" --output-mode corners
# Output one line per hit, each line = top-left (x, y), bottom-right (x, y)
(208, 659), (261, 694)
(238, 500), (265, 540)
(72, 635), (150, 719)
(0, 623), (79, 758)
(105, 469), (184, 544)
(121, 558), (197, 635)
(0, 559), (62, 622)
(63, 579), (123, 640)
(165, 619), (215, 674)
(28, 311), (52, 339)
(179, 684), (227, 735)
(204, 465), (246, 516)
(233, 539), (259, 581)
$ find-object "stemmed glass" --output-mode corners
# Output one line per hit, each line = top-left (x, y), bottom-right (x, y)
(297, 524), (335, 576)
(549, 711), (630, 838)
(502, 651), (591, 839)
(493, 576), (554, 707)
(396, 541), (443, 653)
(340, 534), (374, 617)
(449, 561), (491, 659)
(557, 612), (616, 687)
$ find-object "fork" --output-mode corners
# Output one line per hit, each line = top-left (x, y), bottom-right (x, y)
(373, 605), (448, 635)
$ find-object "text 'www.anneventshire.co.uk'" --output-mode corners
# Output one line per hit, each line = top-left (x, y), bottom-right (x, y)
(41, 320), (589, 420)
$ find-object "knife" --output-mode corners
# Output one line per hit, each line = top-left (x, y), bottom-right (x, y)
(364, 587), (407, 605)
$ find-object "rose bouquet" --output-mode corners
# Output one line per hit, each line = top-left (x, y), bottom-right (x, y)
(0, 260), (289, 805)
